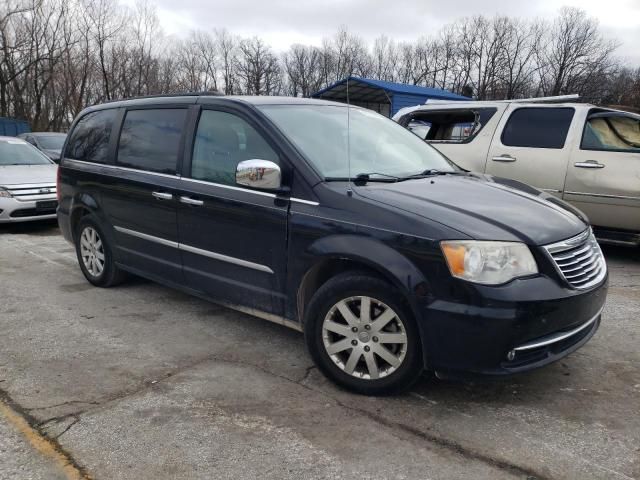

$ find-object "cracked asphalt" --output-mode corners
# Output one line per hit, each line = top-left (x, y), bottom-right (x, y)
(0, 220), (638, 480)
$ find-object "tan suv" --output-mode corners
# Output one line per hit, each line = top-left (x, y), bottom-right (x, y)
(394, 100), (640, 246)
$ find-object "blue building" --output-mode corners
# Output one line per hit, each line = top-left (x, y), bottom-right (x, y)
(311, 76), (469, 117)
(0, 117), (30, 136)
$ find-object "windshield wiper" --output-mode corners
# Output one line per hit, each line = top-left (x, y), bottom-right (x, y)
(325, 170), (463, 184)
(400, 169), (465, 180)
(354, 172), (401, 184)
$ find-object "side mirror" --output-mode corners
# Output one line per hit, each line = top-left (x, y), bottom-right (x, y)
(236, 159), (282, 191)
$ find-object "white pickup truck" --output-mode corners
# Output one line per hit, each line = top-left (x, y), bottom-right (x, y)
(394, 100), (640, 246)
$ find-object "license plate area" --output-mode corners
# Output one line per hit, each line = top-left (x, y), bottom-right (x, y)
(36, 200), (58, 211)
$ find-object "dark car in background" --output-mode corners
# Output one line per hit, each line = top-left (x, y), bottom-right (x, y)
(18, 132), (66, 163)
(57, 95), (608, 395)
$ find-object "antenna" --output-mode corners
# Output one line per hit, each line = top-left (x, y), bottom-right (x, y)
(346, 77), (352, 196)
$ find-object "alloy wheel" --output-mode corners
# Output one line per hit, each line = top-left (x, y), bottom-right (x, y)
(322, 296), (408, 380)
(80, 226), (105, 277)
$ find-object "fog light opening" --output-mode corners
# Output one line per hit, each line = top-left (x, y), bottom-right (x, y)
(507, 350), (516, 361)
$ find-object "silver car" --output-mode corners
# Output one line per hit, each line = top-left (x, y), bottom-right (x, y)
(0, 136), (58, 223)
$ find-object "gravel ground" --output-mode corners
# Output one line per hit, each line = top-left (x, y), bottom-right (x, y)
(0, 410), (66, 480)
(0, 220), (638, 480)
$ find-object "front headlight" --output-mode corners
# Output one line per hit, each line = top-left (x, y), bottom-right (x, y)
(0, 187), (12, 198)
(440, 240), (538, 285)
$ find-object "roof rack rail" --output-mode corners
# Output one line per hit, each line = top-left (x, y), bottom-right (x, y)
(424, 94), (580, 105)
(104, 91), (224, 103)
(510, 94), (580, 103)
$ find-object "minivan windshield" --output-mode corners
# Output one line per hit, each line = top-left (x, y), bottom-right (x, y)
(0, 140), (53, 166)
(259, 105), (457, 180)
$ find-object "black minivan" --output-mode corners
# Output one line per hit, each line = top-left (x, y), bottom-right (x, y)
(57, 94), (608, 395)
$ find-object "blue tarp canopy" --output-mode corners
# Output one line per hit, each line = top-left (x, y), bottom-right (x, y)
(311, 77), (468, 116)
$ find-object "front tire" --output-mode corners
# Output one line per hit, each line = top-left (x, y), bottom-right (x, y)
(74, 216), (126, 287)
(304, 272), (423, 395)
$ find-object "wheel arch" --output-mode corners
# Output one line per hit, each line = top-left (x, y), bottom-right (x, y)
(297, 235), (430, 326)
(69, 193), (104, 241)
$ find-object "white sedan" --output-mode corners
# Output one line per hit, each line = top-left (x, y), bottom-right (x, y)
(0, 136), (58, 223)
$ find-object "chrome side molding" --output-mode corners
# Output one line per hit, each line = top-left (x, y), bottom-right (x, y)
(114, 226), (179, 249)
(179, 243), (274, 274)
(114, 226), (274, 274)
(564, 191), (640, 201)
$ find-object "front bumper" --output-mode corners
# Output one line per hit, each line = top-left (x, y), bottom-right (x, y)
(0, 196), (58, 223)
(421, 273), (608, 377)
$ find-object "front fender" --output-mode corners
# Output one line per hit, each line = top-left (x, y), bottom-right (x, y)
(307, 234), (430, 298)
(293, 234), (435, 368)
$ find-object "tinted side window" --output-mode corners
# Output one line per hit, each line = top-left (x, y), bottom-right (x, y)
(117, 109), (187, 174)
(191, 110), (279, 185)
(501, 108), (574, 149)
(65, 109), (117, 163)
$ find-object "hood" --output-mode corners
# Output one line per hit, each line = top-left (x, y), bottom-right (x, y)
(0, 164), (58, 186)
(356, 173), (587, 246)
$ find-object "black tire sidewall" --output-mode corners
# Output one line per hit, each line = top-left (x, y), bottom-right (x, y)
(74, 216), (116, 287)
(305, 273), (423, 395)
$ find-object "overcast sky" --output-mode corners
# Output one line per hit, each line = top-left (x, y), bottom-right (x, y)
(147, 0), (640, 65)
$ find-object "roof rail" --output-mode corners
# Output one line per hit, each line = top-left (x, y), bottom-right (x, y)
(424, 94), (580, 105)
(104, 91), (224, 103)
(510, 94), (580, 103)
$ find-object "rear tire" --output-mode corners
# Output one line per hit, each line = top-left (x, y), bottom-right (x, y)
(304, 271), (423, 395)
(74, 216), (126, 287)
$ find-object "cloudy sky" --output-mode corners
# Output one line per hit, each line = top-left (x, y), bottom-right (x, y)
(148, 0), (640, 64)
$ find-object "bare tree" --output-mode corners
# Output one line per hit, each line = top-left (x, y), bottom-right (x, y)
(498, 18), (543, 98)
(216, 28), (237, 95)
(131, 0), (160, 96)
(605, 67), (640, 107)
(83, 0), (127, 101)
(371, 36), (398, 81)
(1, 2), (638, 131)
(283, 44), (323, 97)
(539, 7), (619, 98)
(175, 30), (218, 92)
(235, 37), (281, 95)
(326, 28), (372, 81)
(0, 0), (36, 117)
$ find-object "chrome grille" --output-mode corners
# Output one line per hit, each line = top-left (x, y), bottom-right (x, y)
(544, 230), (606, 289)
(6, 183), (56, 202)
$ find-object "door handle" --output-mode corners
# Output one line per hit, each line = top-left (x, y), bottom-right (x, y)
(491, 154), (517, 162)
(152, 191), (173, 200)
(179, 196), (204, 206)
(574, 161), (605, 169)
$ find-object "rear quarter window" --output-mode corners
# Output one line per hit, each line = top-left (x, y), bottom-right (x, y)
(501, 107), (575, 149)
(65, 109), (117, 163)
